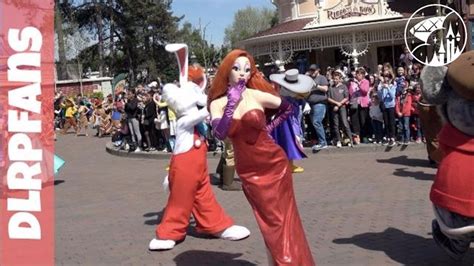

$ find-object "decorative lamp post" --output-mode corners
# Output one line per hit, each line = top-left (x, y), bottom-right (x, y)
(340, 33), (369, 69)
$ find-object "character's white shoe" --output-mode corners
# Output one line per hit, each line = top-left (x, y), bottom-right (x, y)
(148, 238), (176, 250)
(215, 225), (250, 241)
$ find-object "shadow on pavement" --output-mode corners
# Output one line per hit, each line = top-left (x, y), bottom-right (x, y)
(42, 180), (66, 188)
(377, 155), (435, 168)
(382, 145), (409, 152)
(144, 211), (165, 226)
(174, 250), (257, 266)
(393, 168), (435, 181)
(333, 227), (474, 265)
(144, 211), (211, 239)
(54, 180), (66, 185)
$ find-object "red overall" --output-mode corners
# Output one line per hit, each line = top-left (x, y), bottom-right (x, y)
(430, 123), (474, 218)
(156, 131), (234, 240)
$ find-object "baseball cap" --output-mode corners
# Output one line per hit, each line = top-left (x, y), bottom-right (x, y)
(309, 64), (320, 71)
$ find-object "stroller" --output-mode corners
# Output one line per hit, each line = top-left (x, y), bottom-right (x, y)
(112, 118), (132, 151)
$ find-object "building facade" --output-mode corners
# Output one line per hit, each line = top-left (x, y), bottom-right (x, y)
(55, 77), (113, 97)
(240, 0), (465, 72)
(468, 0), (474, 49)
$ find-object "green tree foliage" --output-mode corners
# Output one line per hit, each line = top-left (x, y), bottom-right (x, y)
(62, 0), (182, 85)
(175, 21), (224, 74)
(89, 91), (104, 100)
(55, 0), (75, 80)
(224, 6), (277, 48)
(57, 0), (230, 85)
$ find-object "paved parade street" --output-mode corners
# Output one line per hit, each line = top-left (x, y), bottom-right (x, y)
(2, 0), (474, 265)
(55, 133), (474, 265)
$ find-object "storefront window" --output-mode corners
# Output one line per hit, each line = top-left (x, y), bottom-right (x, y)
(377, 45), (404, 67)
(471, 21), (474, 49)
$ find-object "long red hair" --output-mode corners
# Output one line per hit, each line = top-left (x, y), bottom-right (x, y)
(208, 49), (276, 109)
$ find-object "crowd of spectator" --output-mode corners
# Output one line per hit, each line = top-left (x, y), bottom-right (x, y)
(303, 60), (424, 150)
(54, 81), (184, 153)
(54, 52), (426, 154)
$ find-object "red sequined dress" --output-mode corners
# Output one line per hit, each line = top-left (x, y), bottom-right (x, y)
(228, 109), (315, 265)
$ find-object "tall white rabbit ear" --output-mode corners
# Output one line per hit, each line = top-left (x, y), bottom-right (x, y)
(165, 43), (188, 87)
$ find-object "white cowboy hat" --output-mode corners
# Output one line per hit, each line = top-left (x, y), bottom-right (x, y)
(270, 68), (313, 94)
(148, 81), (158, 88)
(334, 69), (345, 77)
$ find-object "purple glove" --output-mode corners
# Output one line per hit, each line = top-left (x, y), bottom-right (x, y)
(211, 80), (246, 140)
(266, 97), (293, 133)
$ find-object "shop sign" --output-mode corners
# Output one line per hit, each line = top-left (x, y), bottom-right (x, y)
(328, 5), (376, 20)
(304, 0), (402, 30)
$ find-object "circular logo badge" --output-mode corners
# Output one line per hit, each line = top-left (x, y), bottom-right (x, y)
(404, 4), (467, 66)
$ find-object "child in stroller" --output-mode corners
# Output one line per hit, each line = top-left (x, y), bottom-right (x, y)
(112, 117), (132, 151)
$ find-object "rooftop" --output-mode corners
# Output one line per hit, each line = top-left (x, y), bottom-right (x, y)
(249, 12), (415, 41)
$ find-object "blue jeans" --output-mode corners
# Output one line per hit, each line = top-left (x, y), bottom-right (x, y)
(311, 103), (327, 146)
(413, 115), (422, 139)
(402, 116), (411, 142)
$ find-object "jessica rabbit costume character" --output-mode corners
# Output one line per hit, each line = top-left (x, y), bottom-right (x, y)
(149, 44), (250, 251)
(209, 50), (315, 265)
(421, 51), (474, 261)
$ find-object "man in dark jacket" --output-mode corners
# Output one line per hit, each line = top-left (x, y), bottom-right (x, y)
(125, 89), (142, 152)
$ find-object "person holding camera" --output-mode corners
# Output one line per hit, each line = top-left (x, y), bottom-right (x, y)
(348, 67), (370, 144)
(378, 72), (397, 147)
(124, 89), (143, 152)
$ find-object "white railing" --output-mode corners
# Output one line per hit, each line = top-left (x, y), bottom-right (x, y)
(248, 27), (411, 57)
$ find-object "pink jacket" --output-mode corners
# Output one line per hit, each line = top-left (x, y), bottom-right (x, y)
(349, 79), (370, 108)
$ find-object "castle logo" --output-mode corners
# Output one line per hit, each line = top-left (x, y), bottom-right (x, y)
(404, 4), (467, 66)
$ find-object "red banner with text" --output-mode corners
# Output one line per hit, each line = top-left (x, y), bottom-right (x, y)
(0, 1), (55, 265)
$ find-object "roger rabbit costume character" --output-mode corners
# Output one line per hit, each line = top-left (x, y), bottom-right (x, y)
(187, 64), (242, 191)
(421, 51), (474, 261)
(149, 44), (250, 251)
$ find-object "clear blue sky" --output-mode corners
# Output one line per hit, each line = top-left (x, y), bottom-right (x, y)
(171, 0), (275, 46)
